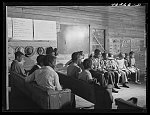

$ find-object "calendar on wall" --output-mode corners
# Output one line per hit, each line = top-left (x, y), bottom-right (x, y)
(109, 38), (120, 55)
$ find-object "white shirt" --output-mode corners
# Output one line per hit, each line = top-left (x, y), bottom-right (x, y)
(117, 58), (126, 70)
(26, 66), (62, 91)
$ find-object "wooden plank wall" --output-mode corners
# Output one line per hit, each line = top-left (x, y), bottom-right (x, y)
(7, 6), (146, 73)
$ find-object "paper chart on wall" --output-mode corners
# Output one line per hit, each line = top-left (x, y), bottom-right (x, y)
(131, 39), (140, 53)
(109, 38), (120, 55)
(34, 19), (57, 41)
(120, 38), (131, 53)
(7, 17), (12, 38)
(12, 18), (33, 40)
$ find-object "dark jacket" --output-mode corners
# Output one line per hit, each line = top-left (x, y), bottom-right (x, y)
(28, 65), (40, 75)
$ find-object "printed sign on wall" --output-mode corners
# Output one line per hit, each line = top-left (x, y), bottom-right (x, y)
(12, 18), (33, 40)
(120, 38), (131, 53)
(109, 38), (120, 55)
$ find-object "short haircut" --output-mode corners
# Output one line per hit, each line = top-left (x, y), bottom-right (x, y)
(94, 49), (101, 54)
(46, 47), (54, 55)
(53, 48), (57, 51)
(71, 52), (79, 61)
(108, 53), (113, 57)
(53, 48), (58, 56)
(118, 53), (124, 59)
(102, 52), (107, 58)
(83, 58), (92, 69)
(43, 54), (56, 66)
(129, 51), (134, 55)
(125, 53), (129, 57)
(37, 55), (45, 64)
(15, 51), (24, 59)
(78, 51), (84, 56)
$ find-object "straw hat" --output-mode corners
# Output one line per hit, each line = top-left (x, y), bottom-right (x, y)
(15, 46), (25, 54)
(37, 47), (45, 55)
(24, 46), (34, 57)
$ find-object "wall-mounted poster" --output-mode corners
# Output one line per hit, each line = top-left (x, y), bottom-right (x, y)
(120, 38), (131, 53)
(131, 39), (140, 53)
(109, 38), (120, 55)
(140, 40), (146, 51)
(34, 19), (57, 41)
(12, 18), (33, 40)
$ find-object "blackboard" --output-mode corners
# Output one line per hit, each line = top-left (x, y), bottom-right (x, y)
(58, 24), (89, 54)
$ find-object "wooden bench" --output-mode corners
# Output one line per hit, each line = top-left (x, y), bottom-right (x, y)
(57, 72), (113, 109)
(9, 71), (73, 109)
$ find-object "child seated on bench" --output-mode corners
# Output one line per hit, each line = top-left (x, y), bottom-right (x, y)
(78, 58), (97, 84)
(128, 51), (141, 84)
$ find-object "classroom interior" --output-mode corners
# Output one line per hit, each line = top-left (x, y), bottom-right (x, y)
(3, 4), (147, 112)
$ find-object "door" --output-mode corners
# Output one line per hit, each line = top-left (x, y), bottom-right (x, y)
(90, 28), (105, 53)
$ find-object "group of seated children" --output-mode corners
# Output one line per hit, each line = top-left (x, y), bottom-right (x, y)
(65, 49), (141, 93)
(10, 46), (141, 94)
(10, 47), (62, 91)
